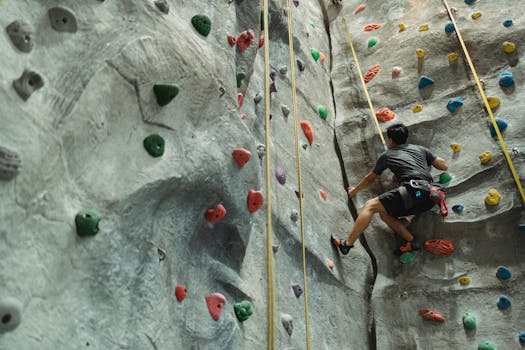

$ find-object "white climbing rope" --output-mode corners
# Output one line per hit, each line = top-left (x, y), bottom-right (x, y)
(285, 1), (312, 349)
(442, 0), (525, 205)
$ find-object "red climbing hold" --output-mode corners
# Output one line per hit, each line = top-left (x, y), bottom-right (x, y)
(300, 120), (314, 145)
(247, 189), (264, 213)
(258, 35), (264, 49)
(227, 34), (236, 47)
(232, 148), (251, 167)
(419, 309), (445, 322)
(424, 239), (454, 255)
(205, 204), (226, 222)
(175, 285), (187, 302)
(205, 293), (227, 321)
(320, 189), (327, 200)
(364, 64), (380, 83)
(237, 29), (255, 53)
(376, 107), (395, 122)
(364, 23), (382, 31)
(237, 92), (244, 108)
(354, 4), (366, 14)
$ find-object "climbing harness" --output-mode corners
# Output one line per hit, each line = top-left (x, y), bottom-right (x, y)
(262, 0), (275, 348)
(400, 180), (448, 217)
(286, 0), (312, 348)
(442, 0), (525, 206)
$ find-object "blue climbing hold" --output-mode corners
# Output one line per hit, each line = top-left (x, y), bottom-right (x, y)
(464, 0), (475, 4)
(497, 295), (511, 310)
(499, 71), (514, 87)
(444, 22), (455, 33)
(503, 19), (513, 28)
(496, 266), (511, 280)
(489, 119), (507, 137)
(452, 204), (464, 214)
(519, 332), (525, 344)
(418, 76), (434, 89)
(519, 224), (525, 234)
(447, 97), (463, 112)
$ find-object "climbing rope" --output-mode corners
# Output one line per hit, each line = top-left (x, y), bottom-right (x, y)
(442, 0), (525, 205)
(342, 17), (387, 148)
(285, 1), (312, 349)
(262, 0), (275, 348)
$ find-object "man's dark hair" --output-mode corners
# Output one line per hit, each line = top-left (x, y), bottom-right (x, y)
(386, 123), (408, 145)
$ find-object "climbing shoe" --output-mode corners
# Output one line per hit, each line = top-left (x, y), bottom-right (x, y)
(330, 235), (354, 255)
(399, 240), (421, 253)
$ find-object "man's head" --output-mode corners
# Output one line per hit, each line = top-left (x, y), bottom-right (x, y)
(386, 123), (408, 146)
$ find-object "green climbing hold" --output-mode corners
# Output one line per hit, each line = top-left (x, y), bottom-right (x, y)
(368, 37), (378, 48)
(318, 105), (328, 120)
(260, 11), (264, 30)
(143, 134), (165, 158)
(439, 172), (452, 184)
(233, 300), (253, 322)
(462, 313), (476, 330)
(236, 72), (246, 88)
(191, 14), (211, 37)
(75, 210), (101, 237)
(400, 251), (417, 264)
(311, 22), (317, 29)
(478, 341), (495, 350)
(153, 84), (179, 107)
(311, 48), (320, 61)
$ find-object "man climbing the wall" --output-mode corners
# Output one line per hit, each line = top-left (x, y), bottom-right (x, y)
(331, 123), (449, 255)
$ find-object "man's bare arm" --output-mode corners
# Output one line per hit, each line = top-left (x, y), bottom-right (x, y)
(432, 157), (448, 171)
(348, 171), (378, 197)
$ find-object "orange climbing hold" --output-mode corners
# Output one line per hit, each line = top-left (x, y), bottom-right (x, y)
(232, 148), (251, 167)
(237, 29), (255, 53)
(364, 64), (380, 83)
(326, 258), (334, 269)
(205, 204), (226, 222)
(227, 34), (236, 47)
(205, 293), (227, 321)
(300, 120), (314, 145)
(375, 107), (395, 122)
(364, 23), (381, 31)
(354, 4), (366, 14)
(319, 52), (326, 63)
(247, 189), (264, 213)
(419, 309), (445, 322)
(258, 35), (264, 49)
(424, 239), (454, 255)
(320, 189), (327, 200)
(237, 92), (243, 108)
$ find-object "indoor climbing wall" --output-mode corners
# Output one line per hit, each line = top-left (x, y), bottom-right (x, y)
(331, 0), (525, 349)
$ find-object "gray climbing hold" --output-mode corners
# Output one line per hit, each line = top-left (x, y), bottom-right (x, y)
(297, 59), (305, 72)
(254, 93), (263, 104)
(0, 146), (21, 181)
(12, 70), (44, 101)
(275, 167), (286, 185)
(290, 211), (298, 222)
(281, 105), (290, 117)
(270, 70), (277, 81)
(0, 297), (23, 334)
(279, 65), (288, 75)
(272, 245), (279, 253)
(154, 0), (169, 14)
(6, 20), (34, 53)
(281, 313), (293, 336)
(292, 284), (303, 297)
(257, 144), (265, 159)
(48, 7), (78, 33)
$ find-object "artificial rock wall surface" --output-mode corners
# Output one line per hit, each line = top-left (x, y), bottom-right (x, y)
(0, 1), (523, 350)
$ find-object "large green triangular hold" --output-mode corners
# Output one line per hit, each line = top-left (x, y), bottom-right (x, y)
(191, 14), (211, 37)
(153, 84), (179, 107)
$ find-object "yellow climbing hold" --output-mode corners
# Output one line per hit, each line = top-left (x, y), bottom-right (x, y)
(398, 23), (406, 31)
(450, 143), (461, 153)
(418, 24), (429, 32)
(412, 105), (423, 113)
(487, 96), (500, 109)
(503, 41), (516, 54)
(459, 276), (470, 286)
(416, 49), (425, 58)
(484, 188), (501, 206)
(471, 12), (482, 20)
(448, 53), (458, 63)
(479, 151), (492, 164)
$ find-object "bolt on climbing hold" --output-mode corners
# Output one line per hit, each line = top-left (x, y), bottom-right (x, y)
(364, 64), (380, 83)
(153, 84), (179, 107)
(272, 245), (279, 253)
(499, 71), (514, 87)
(479, 151), (492, 164)
(463, 313), (476, 329)
(459, 275), (470, 285)
(292, 0), (299, 7)
(439, 172), (452, 184)
(319, 52), (326, 63)
(75, 210), (101, 237)
(363, 23), (381, 32)
(424, 239), (454, 255)
(300, 120), (314, 145)
(247, 189), (264, 213)
(412, 105), (423, 113)
(400, 251), (417, 264)
(398, 23), (406, 31)
(281, 313), (293, 336)
(450, 143), (461, 153)
(205, 293), (226, 321)
(275, 167), (286, 185)
(205, 203), (226, 222)
(290, 211), (298, 222)
(292, 284), (303, 298)
(376, 107), (395, 122)
(489, 119), (507, 137)
(503, 19), (513, 28)
(354, 4), (366, 14)
(471, 12), (482, 20)
(269, 82), (277, 94)
(484, 188), (501, 206)
(237, 30), (255, 53)
(270, 70), (276, 82)
(254, 93), (263, 104)
(318, 106), (328, 120)
(236, 73), (246, 88)
(6, 21), (34, 53)
(279, 66), (288, 75)
(503, 41), (516, 54)
(237, 93), (243, 109)
(416, 49), (425, 59)
(297, 59), (305, 72)
(486, 96), (500, 109)
(157, 247), (166, 262)
(227, 34), (236, 46)
(518, 223), (525, 234)
(0, 145), (21, 181)
(320, 189), (327, 200)
(452, 204), (464, 214)
(478, 341), (495, 350)
(12, 70), (44, 101)
(175, 285), (187, 302)
(48, 7), (78, 33)
(392, 66), (402, 77)
(448, 53), (458, 63)
(256, 144), (265, 159)
(447, 97), (463, 112)
(232, 148), (251, 167)
(310, 48), (320, 61)
(496, 266), (511, 280)
(444, 22), (455, 33)
(281, 105), (290, 117)
(240, 113), (247, 120)
(191, 15), (211, 37)
(418, 24), (429, 32)
(368, 37), (378, 48)
(519, 332), (525, 344)
(418, 75), (434, 89)
(465, 0), (475, 4)
(258, 35), (264, 49)
(0, 298), (23, 334)
(419, 309), (445, 322)
(233, 301), (253, 322)
(143, 134), (165, 157)
(326, 258), (334, 269)
(497, 295), (511, 310)
(154, 0), (169, 13)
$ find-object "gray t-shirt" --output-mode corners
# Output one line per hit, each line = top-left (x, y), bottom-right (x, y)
(373, 144), (436, 183)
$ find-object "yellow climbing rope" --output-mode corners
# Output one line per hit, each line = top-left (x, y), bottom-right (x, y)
(262, 0), (275, 349)
(285, 1), (312, 349)
(342, 17), (387, 147)
(442, 0), (525, 205)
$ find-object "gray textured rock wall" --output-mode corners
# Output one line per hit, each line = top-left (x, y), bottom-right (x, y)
(0, 0), (524, 349)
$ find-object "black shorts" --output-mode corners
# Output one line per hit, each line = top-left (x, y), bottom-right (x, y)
(379, 186), (436, 218)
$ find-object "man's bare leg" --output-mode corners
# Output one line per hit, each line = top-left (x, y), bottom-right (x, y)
(378, 211), (414, 242)
(344, 197), (384, 246)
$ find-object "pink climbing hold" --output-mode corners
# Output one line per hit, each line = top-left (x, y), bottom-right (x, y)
(247, 189), (264, 213)
(205, 293), (227, 321)
(175, 285), (187, 302)
(319, 52), (326, 63)
(375, 107), (395, 122)
(232, 148), (251, 167)
(240, 113), (247, 120)
(364, 23), (382, 31)
(205, 204), (226, 222)
(326, 258), (334, 269)
(392, 66), (402, 77)
(320, 189), (327, 200)
(237, 92), (244, 108)
(300, 120), (314, 145)
(354, 4), (366, 14)
(227, 34), (236, 47)
(258, 35), (264, 49)
(364, 64), (380, 83)
(237, 29), (255, 53)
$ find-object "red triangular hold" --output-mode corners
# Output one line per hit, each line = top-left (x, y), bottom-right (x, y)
(204, 204), (226, 222)
(232, 148), (251, 167)
(300, 120), (314, 145)
(175, 285), (187, 302)
(205, 293), (226, 321)
(227, 34), (236, 47)
(247, 189), (264, 213)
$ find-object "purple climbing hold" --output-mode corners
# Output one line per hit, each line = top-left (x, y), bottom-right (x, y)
(275, 167), (286, 185)
(270, 82), (277, 93)
(292, 0), (299, 7)
(297, 59), (305, 72)
(292, 284), (303, 298)
(270, 70), (277, 81)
